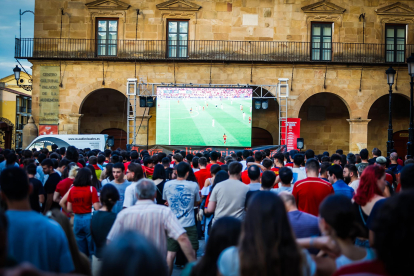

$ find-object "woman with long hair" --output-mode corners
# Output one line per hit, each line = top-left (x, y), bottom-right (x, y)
(91, 184), (120, 276)
(66, 168), (101, 256)
(86, 164), (102, 192)
(184, 217), (241, 276)
(101, 163), (114, 185)
(218, 192), (315, 276)
(201, 164), (221, 198)
(152, 164), (167, 205)
(352, 165), (385, 242)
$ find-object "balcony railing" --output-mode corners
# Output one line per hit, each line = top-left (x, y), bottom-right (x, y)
(15, 38), (414, 65)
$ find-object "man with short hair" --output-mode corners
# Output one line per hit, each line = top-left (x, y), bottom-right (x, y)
(389, 152), (403, 175)
(245, 170), (276, 208)
(241, 156), (255, 184)
(173, 153), (183, 164)
(254, 151), (263, 164)
(279, 192), (321, 240)
(356, 149), (370, 172)
(272, 153), (284, 176)
(162, 162), (200, 274)
(107, 179), (195, 276)
(107, 162), (131, 214)
(206, 151), (219, 171)
(123, 163), (144, 208)
(0, 167), (74, 272)
(89, 156), (102, 180)
(344, 164), (359, 191)
(26, 163), (45, 213)
(207, 161), (249, 224)
(261, 158), (273, 171)
(369, 148), (381, 165)
(319, 162), (330, 182)
(194, 157), (211, 190)
(292, 154), (306, 184)
(292, 159), (334, 216)
(247, 165), (261, 191)
(327, 165), (354, 199)
(330, 154), (342, 166)
(304, 149), (315, 162)
(240, 150), (250, 171)
(273, 167), (293, 194)
(42, 158), (62, 214)
(143, 157), (154, 179)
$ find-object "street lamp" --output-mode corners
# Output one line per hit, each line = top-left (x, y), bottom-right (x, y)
(13, 65), (32, 92)
(386, 66), (396, 157)
(407, 53), (414, 159)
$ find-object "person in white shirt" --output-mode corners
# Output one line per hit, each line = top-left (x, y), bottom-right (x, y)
(123, 163), (144, 208)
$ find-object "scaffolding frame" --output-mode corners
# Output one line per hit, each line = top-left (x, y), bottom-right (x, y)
(126, 80), (289, 147)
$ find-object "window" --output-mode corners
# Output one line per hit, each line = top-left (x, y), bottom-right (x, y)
(311, 23), (332, 61)
(167, 20), (189, 58)
(386, 25), (406, 63)
(96, 19), (118, 56)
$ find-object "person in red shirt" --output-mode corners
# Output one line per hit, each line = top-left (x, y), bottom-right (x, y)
(194, 157), (211, 190)
(241, 157), (255, 184)
(142, 157), (154, 179)
(67, 168), (101, 256)
(54, 163), (79, 216)
(292, 159), (334, 216)
(206, 151), (220, 171)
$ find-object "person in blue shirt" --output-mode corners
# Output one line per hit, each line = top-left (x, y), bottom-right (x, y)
(0, 151), (19, 176)
(327, 164), (354, 199)
(0, 167), (74, 273)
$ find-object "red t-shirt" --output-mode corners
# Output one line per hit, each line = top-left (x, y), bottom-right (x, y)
(292, 177), (334, 216)
(271, 167), (280, 175)
(206, 163), (220, 172)
(397, 158), (403, 166)
(385, 173), (393, 184)
(241, 170), (250, 184)
(67, 186), (99, 214)
(217, 161), (224, 166)
(143, 166), (154, 178)
(55, 178), (74, 196)
(124, 161), (131, 172)
(332, 260), (390, 276)
(76, 162), (83, 168)
(285, 163), (294, 168)
(194, 168), (211, 190)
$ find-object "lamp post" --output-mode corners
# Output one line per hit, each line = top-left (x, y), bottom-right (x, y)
(407, 54), (414, 159)
(386, 66), (396, 157)
(13, 65), (32, 92)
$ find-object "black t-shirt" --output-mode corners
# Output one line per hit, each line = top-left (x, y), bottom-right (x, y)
(29, 178), (44, 212)
(44, 173), (62, 210)
(155, 180), (167, 205)
(368, 158), (376, 165)
(245, 190), (259, 209)
(91, 211), (117, 258)
(352, 202), (369, 238)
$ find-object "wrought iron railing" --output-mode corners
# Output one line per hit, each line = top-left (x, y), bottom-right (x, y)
(15, 38), (414, 64)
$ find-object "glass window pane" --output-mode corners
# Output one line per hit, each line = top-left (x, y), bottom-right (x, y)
(98, 21), (107, 32)
(169, 34), (177, 42)
(386, 28), (394, 38)
(98, 45), (106, 56)
(322, 50), (331, 61)
(397, 51), (404, 63)
(179, 47), (187, 58)
(323, 26), (332, 36)
(312, 49), (320, 60)
(386, 51), (394, 62)
(108, 45), (117, 56)
(179, 34), (188, 43)
(109, 21), (117, 32)
(323, 37), (331, 49)
(98, 32), (107, 42)
(397, 28), (405, 38)
(109, 32), (117, 40)
(179, 22), (188, 33)
(169, 46), (176, 58)
(313, 26), (321, 36)
(169, 22), (177, 33)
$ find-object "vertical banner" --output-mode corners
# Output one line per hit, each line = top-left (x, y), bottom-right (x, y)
(39, 125), (59, 135)
(39, 66), (60, 125)
(281, 118), (301, 151)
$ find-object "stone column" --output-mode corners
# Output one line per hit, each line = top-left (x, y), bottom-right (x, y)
(134, 115), (152, 146)
(347, 119), (371, 153)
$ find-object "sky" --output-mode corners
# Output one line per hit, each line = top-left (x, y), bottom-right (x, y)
(0, 0), (35, 79)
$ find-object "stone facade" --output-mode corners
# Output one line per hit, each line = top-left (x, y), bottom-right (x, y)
(27, 0), (414, 155)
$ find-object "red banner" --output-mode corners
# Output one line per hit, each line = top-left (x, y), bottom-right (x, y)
(39, 125), (59, 135)
(281, 118), (301, 151)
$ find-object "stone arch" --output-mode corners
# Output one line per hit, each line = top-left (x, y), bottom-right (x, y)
(298, 92), (351, 154)
(363, 91), (410, 119)
(291, 86), (358, 119)
(79, 88), (129, 137)
(367, 93), (410, 156)
(0, 117), (14, 149)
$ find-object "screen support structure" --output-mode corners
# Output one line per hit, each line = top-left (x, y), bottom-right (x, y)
(126, 80), (289, 148)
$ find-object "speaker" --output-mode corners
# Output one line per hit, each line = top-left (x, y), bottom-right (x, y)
(107, 136), (115, 147)
(254, 99), (262, 109)
(147, 97), (154, 107)
(139, 97), (147, 107)
(297, 138), (304, 150)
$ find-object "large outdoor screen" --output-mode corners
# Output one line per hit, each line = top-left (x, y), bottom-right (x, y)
(156, 87), (252, 147)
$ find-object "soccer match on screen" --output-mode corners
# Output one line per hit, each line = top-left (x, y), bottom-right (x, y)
(156, 87), (253, 147)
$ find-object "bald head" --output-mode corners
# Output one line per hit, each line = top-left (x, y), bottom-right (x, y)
(279, 192), (297, 212)
(390, 152), (398, 161)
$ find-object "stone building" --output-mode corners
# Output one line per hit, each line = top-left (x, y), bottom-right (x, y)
(16, 0), (414, 155)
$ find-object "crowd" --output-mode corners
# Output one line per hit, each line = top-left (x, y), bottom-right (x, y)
(0, 145), (413, 276)
(157, 87), (252, 99)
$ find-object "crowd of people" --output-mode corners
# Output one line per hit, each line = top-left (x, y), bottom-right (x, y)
(0, 145), (413, 276)
(157, 87), (252, 99)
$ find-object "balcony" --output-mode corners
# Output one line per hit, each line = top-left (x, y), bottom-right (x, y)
(19, 106), (27, 113)
(15, 38), (414, 65)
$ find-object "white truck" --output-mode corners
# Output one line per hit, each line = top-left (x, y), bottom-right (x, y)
(26, 134), (111, 151)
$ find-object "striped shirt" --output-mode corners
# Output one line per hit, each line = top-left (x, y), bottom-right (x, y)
(107, 200), (186, 258)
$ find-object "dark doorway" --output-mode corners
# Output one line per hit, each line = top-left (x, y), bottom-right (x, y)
(393, 130), (408, 158)
(101, 128), (127, 150)
(0, 121), (13, 149)
(252, 127), (273, 147)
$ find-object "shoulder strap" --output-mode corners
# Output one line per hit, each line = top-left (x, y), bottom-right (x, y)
(359, 205), (367, 226)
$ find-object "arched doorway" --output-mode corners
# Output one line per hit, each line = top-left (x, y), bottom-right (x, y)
(80, 88), (128, 149)
(368, 94), (410, 156)
(0, 118), (14, 149)
(252, 127), (273, 146)
(101, 128), (127, 150)
(298, 93), (350, 154)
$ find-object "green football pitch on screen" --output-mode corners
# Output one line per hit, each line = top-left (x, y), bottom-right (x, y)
(156, 87), (252, 147)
